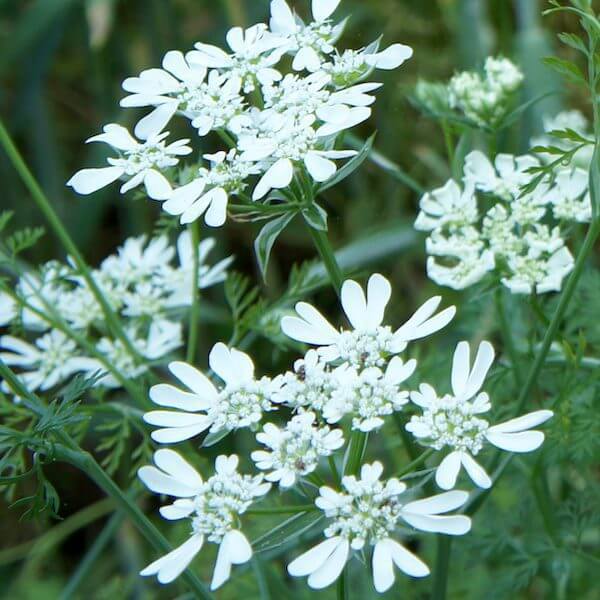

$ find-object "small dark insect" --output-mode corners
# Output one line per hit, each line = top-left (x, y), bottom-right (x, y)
(297, 365), (306, 381)
(295, 458), (306, 471)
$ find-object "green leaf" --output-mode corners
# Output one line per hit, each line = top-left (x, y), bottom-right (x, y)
(557, 32), (589, 55)
(589, 144), (600, 221)
(252, 511), (324, 553)
(542, 56), (587, 84)
(202, 428), (230, 448)
(0, 211), (13, 233)
(254, 212), (296, 280)
(316, 133), (376, 193)
(301, 202), (328, 231)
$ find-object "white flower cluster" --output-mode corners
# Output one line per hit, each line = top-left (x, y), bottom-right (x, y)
(0, 232), (231, 397)
(140, 272), (553, 592)
(67, 0), (413, 227)
(288, 462), (471, 592)
(139, 451), (270, 589)
(414, 145), (591, 293)
(252, 411), (344, 487)
(448, 56), (523, 127)
(407, 341), (553, 489)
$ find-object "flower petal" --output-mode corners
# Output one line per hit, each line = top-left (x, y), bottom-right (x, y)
(460, 452), (492, 488)
(485, 430), (545, 453)
(487, 410), (553, 434)
(307, 537), (349, 589)
(372, 539), (395, 593)
(435, 451), (462, 490)
(340, 279), (368, 330)
(67, 167), (124, 195)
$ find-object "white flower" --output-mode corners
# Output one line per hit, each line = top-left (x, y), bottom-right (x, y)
(281, 273), (455, 368)
(463, 150), (538, 201)
(251, 411), (343, 487)
(324, 356), (416, 431)
(322, 43), (413, 87)
(484, 56), (523, 94)
(163, 150), (262, 226)
(501, 246), (574, 295)
(273, 349), (336, 411)
(408, 341), (553, 489)
(415, 179), (478, 232)
(262, 70), (380, 124)
(270, 0), (345, 72)
(139, 451), (270, 589)
(160, 233), (233, 306)
(145, 342), (279, 443)
(448, 57), (522, 127)
(100, 235), (174, 288)
(187, 24), (287, 93)
(288, 461), (471, 591)
(427, 250), (495, 291)
(0, 330), (89, 394)
(238, 112), (361, 200)
(547, 167), (592, 223)
(66, 123), (192, 200)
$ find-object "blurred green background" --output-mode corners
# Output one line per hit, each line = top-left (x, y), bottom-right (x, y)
(1, 1), (597, 599)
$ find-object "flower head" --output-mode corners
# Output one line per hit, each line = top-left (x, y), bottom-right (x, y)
(251, 411), (343, 487)
(67, 123), (192, 199)
(288, 461), (471, 591)
(408, 341), (553, 489)
(145, 343), (279, 443)
(281, 273), (455, 368)
(139, 450), (270, 589)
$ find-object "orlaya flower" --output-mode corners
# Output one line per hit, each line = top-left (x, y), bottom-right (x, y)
(287, 461), (471, 592)
(163, 150), (262, 226)
(144, 342), (278, 443)
(281, 273), (455, 368)
(251, 411), (344, 487)
(187, 24), (288, 92)
(66, 123), (191, 200)
(407, 341), (553, 489)
(0, 330), (90, 395)
(463, 150), (539, 201)
(139, 450), (270, 590)
(237, 111), (364, 200)
(270, 0), (346, 72)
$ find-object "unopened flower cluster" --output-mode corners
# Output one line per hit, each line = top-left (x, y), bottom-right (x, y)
(67, 0), (412, 228)
(448, 56), (523, 128)
(415, 113), (593, 293)
(139, 273), (552, 592)
(0, 232), (231, 397)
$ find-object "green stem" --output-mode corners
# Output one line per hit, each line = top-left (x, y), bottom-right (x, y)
(306, 226), (344, 295)
(337, 568), (348, 600)
(514, 220), (600, 417)
(495, 288), (524, 387)
(0, 119), (141, 363)
(345, 431), (368, 476)
(468, 220), (600, 516)
(52, 444), (212, 598)
(186, 221), (201, 364)
(395, 448), (434, 478)
(432, 537), (452, 600)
